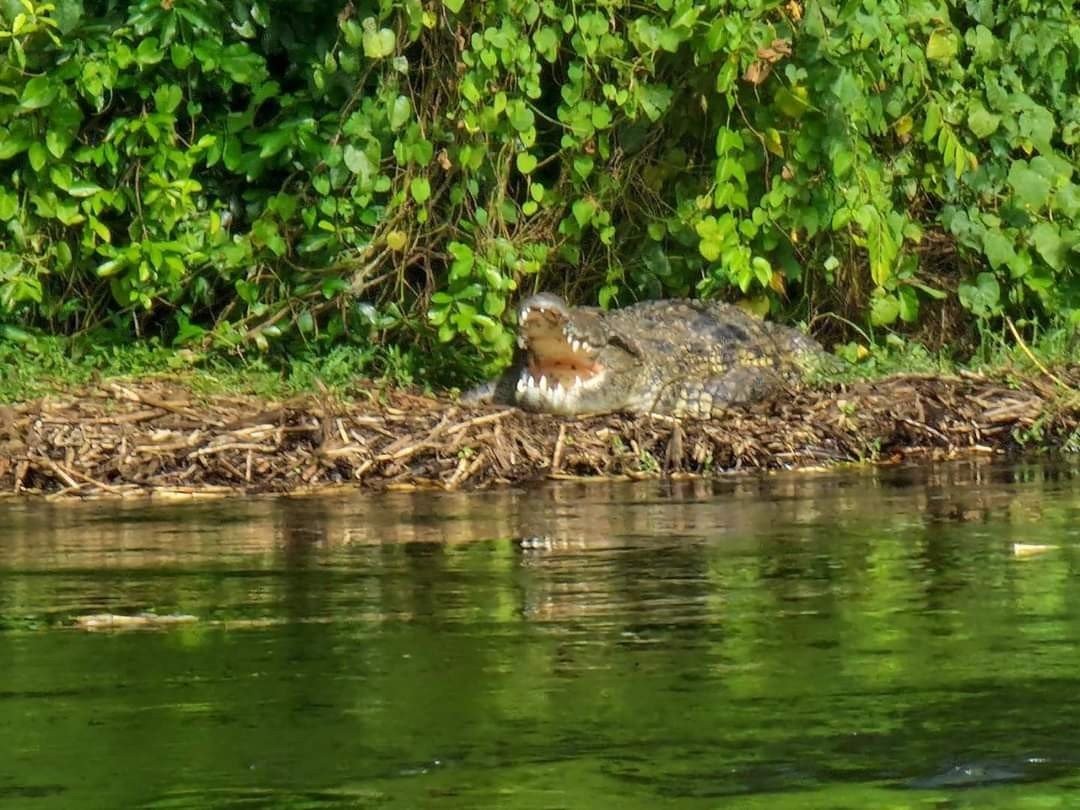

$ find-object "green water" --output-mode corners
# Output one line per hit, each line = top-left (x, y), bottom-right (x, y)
(2, 462), (1080, 809)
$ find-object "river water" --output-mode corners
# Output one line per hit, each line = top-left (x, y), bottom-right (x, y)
(2, 461), (1079, 808)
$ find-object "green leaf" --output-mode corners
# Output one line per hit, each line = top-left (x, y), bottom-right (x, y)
(751, 256), (772, 286)
(774, 87), (809, 118)
(833, 149), (854, 176)
(45, 130), (68, 159)
(153, 84), (183, 114)
(390, 95), (412, 130)
(515, 153), (537, 174)
(362, 25), (396, 59)
(19, 76), (57, 111)
(135, 37), (164, 66)
(572, 198), (596, 228)
(926, 30), (958, 62)
(870, 293), (900, 326)
(95, 258), (125, 277)
(1008, 162), (1051, 209)
(898, 287), (919, 323)
(0, 128), (30, 160)
(982, 231), (1015, 269)
(591, 104), (612, 129)
(443, 0), (464, 12)
(967, 103), (1000, 139)
(67, 181), (104, 198)
(171, 43), (193, 69)
(1056, 183), (1080, 218)
(28, 142), (48, 172)
(1018, 105), (1054, 147)
(958, 272), (1001, 317)
(410, 177), (431, 204)
(48, 165), (72, 191)
(1031, 222), (1065, 271)
(534, 26), (559, 60)
(448, 241), (474, 275)
(715, 127), (743, 156)
(698, 238), (721, 262)
(0, 189), (17, 221)
(922, 102), (942, 142)
(257, 129), (293, 159)
(573, 155), (594, 179)
(968, 25), (996, 64)
(637, 83), (673, 121)
(508, 102), (535, 132)
(46, 99), (81, 157)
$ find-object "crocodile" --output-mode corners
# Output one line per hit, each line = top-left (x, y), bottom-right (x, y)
(465, 292), (826, 419)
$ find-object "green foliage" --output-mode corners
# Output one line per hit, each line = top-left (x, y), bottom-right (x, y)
(0, 0), (1076, 375)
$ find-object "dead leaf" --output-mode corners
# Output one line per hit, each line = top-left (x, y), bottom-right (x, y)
(743, 61), (772, 85)
(757, 39), (793, 62)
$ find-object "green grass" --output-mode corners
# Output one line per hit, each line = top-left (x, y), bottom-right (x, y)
(0, 320), (1075, 404)
(813, 320), (1078, 388)
(0, 330), (488, 403)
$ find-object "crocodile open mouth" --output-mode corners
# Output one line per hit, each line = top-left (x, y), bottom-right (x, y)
(514, 301), (605, 410)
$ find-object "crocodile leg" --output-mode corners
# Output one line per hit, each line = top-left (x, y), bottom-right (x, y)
(462, 361), (525, 405)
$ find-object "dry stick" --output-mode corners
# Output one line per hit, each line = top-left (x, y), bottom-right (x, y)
(187, 442), (276, 458)
(443, 409), (516, 436)
(445, 454), (486, 489)
(376, 439), (434, 464)
(39, 409), (164, 426)
(374, 411), (518, 464)
(38, 457), (80, 489)
(106, 383), (197, 415)
(899, 416), (950, 444)
(55, 461), (123, 494)
(319, 444), (370, 459)
(550, 423), (567, 473)
(377, 413), (452, 457)
(665, 422), (684, 472)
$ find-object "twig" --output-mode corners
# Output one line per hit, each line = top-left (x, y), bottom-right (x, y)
(551, 423), (566, 472)
(1005, 317), (1075, 394)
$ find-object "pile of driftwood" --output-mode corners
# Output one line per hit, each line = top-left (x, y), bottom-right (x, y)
(1, 370), (1077, 499)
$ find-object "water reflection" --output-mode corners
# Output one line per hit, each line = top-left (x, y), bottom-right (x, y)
(0, 459), (1078, 808)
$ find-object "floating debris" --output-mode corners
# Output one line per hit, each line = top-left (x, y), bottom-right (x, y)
(1012, 543), (1060, 558)
(73, 612), (199, 631)
(0, 370), (1076, 500)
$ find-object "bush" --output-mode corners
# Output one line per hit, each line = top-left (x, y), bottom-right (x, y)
(0, 0), (1076, 373)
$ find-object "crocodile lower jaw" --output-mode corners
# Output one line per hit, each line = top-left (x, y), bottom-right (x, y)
(514, 366), (608, 414)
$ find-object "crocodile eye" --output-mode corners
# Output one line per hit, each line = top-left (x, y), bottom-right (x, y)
(607, 334), (643, 358)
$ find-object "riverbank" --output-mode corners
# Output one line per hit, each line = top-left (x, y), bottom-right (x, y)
(2, 367), (1077, 499)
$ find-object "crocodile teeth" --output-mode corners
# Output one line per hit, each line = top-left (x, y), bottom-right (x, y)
(516, 376), (527, 394)
(538, 375), (549, 393)
(570, 338), (582, 352)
